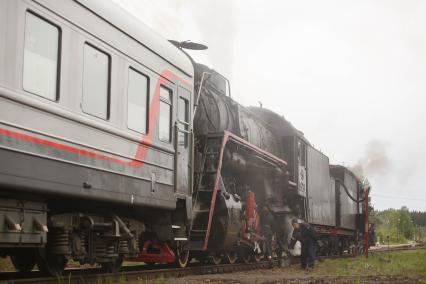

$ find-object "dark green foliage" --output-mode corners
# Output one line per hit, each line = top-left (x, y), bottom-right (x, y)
(411, 211), (426, 227)
(372, 207), (426, 244)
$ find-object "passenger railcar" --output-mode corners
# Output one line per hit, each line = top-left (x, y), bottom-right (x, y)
(0, 0), (193, 273)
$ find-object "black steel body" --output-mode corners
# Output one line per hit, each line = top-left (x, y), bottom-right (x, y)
(192, 62), (364, 258)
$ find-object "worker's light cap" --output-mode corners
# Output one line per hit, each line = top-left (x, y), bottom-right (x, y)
(291, 218), (299, 224)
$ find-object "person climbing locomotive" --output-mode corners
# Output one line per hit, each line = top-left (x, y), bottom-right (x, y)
(260, 205), (274, 265)
(291, 219), (318, 270)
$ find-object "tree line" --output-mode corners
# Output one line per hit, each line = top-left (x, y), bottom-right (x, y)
(370, 207), (426, 244)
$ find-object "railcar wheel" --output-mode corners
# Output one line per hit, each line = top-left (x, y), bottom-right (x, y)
(11, 249), (37, 272)
(37, 252), (68, 276)
(211, 253), (223, 265)
(175, 241), (190, 268)
(225, 251), (238, 264)
(101, 256), (123, 273)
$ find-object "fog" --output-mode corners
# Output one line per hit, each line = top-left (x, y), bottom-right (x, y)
(113, 0), (426, 211)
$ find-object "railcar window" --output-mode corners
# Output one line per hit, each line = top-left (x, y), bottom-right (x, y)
(127, 68), (149, 133)
(82, 44), (110, 119)
(159, 86), (172, 142)
(23, 12), (60, 100)
(178, 96), (189, 147)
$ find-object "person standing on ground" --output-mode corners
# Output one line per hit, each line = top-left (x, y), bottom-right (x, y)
(260, 205), (274, 266)
(291, 218), (317, 271)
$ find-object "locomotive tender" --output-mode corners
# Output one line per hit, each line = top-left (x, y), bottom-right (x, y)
(0, 0), (366, 274)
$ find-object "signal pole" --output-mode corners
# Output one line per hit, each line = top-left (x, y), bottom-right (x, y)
(364, 185), (370, 258)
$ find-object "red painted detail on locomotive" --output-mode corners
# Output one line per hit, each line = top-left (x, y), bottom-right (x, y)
(246, 191), (255, 220)
(241, 191), (261, 243)
(0, 69), (192, 168)
(313, 224), (354, 236)
(127, 241), (175, 264)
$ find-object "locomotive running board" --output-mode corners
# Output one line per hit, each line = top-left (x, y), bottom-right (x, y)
(188, 131), (289, 251)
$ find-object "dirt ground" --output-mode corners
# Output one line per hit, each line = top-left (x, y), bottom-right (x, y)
(147, 250), (426, 284)
(157, 266), (419, 284)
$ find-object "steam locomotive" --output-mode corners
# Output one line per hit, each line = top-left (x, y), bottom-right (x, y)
(0, 0), (367, 274)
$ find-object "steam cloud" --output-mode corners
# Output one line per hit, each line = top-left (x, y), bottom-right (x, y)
(184, 0), (238, 79)
(351, 140), (390, 178)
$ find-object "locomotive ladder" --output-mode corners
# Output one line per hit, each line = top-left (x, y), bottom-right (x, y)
(187, 133), (228, 251)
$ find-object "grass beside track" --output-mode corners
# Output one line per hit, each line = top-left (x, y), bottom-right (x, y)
(169, 249), (426, 283)
(313, 249), (426, 278)
(274, 249), (426, 283)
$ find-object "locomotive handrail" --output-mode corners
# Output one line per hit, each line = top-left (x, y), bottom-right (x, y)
(193, 71), (211, 120)
(224, 131), (288, 166)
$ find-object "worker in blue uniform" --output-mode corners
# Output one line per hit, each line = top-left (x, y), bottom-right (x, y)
(291, 219), (317, 270)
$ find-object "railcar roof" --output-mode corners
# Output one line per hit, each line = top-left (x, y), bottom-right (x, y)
(330, 164), (360, 181)
(74, 0), (193, 77)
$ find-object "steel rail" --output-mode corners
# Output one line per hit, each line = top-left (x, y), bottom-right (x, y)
(2, 244), (424, 284)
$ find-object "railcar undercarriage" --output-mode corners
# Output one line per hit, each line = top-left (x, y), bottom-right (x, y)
(0, 192), (191, 274)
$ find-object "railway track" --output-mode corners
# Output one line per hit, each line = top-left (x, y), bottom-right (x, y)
(2, 244), (424, 284)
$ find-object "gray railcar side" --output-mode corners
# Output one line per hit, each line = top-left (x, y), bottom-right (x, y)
(0, 0), (193, 209)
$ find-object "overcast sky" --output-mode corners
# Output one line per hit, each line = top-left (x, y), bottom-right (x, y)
(113, 0), (426, 211)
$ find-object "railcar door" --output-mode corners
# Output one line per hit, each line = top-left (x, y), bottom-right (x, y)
(175, 86), (191, 195)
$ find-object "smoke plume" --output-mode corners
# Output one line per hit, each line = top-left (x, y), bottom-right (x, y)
(351, 140), (390, 178)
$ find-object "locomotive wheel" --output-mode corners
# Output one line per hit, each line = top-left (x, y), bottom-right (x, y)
(239, 248), (251, 264)
(225, 251), (238, 264)
(278, 255), (290, 268)
(11, 249), (37, 272)
(101, 256), (123, 273)
(253, 252), (263, 263)
(194, 253), (209, 265)
(175, 241), (190, 268)
(37, 252), (68, 276)
(210, 253), (223, 265)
